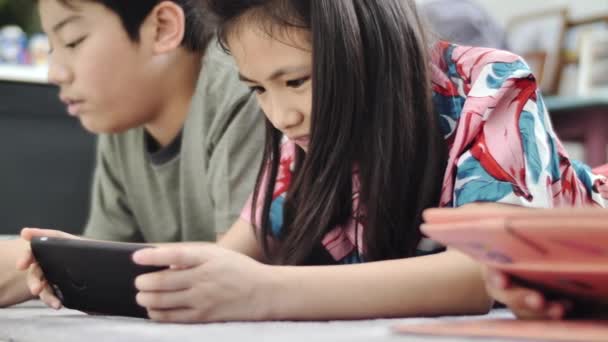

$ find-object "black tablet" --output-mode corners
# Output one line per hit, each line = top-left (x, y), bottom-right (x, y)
(31, 236), (166, 318)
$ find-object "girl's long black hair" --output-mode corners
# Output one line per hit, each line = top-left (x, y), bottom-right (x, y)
(207, 0), (447, 265)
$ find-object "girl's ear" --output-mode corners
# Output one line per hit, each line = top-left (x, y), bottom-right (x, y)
(141, 1), (186, 54)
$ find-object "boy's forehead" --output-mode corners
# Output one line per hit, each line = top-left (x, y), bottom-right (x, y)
(39, 0), (91, 32)
(40, 0), (83, 14)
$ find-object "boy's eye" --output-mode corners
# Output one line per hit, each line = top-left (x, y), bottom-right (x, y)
(286, 77), (310, 88)
(249, 86), (266, 94)
(65, 35), (87, 49)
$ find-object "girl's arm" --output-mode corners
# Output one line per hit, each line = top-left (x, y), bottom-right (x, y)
(216, 218), (264, 261)
(216, 218), (492, 319)
(264, 249), (492, 320)
(134, 242), (492, 321)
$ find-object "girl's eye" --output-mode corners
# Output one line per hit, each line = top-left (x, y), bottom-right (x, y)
(65, 36), (87, 49)
(249, 86), (266, 94)
(286, 76), (310, 88)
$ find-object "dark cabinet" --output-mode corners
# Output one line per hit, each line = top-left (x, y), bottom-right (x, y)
(0, 80), (95, 235)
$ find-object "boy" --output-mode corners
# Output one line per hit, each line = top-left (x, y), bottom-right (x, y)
(0, 0), (263, 306)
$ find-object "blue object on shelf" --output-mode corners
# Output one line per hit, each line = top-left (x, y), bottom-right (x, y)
(0, 25), (29, 65)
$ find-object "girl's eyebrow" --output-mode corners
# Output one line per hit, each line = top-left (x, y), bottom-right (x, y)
(238, 65), (309, 83)
(52, 15), (82, 34)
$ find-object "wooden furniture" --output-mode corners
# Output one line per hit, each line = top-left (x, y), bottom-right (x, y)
(545, 96), (608, 167)
(506, 8), (569, 95)
(577, 30), (608, 97)
(507, 11), (608, 96)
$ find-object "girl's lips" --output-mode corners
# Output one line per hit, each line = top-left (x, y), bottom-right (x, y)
(291, 135), (310, 147)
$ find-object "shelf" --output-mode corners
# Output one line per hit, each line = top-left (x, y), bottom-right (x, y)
(544, 95), (608, 112)
(0, 64), (48, 84)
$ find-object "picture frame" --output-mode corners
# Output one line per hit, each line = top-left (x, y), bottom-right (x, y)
(506, 8), (569, 95)
(577, 29), (608, 97)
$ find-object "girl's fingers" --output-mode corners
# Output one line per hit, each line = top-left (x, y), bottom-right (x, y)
(135, 268), (194, 292)
(133, 245), (214, 267)
(146, 308), (200, 323)
(516, 300), (569, 320)
(485, 269), (511, 290)
(136, 288), (193, 310)
(546, 300), (571, 320)
(486, 272), (574, 320)
(488, 283), (547, 314)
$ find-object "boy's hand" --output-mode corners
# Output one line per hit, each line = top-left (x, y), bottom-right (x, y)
(483, 267), (571, 320)
(16, 228), (81, 310)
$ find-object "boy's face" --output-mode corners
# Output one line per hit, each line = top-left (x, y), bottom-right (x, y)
(39, 0), (164, 133)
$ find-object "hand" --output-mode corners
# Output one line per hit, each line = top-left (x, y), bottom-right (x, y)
(16, 228), (81, 310)
(483, 267), (571, 320)
(598, 181), (608, 199)
(133, 243), (277, 323)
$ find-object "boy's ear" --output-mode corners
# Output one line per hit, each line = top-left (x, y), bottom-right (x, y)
(144, 1), (186, 54)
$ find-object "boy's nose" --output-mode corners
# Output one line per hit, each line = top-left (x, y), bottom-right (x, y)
(47, 60), (73, 86)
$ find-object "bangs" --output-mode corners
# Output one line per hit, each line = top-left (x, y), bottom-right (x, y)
(217, 0), (309, 54)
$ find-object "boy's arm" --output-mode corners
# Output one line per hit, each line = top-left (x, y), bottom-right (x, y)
(208, 93), (265, 234)
(0, 239), (34, 307)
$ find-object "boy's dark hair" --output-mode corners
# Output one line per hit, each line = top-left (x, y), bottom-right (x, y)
(51, 0), (215, 52)
(207, 0), (447, 265)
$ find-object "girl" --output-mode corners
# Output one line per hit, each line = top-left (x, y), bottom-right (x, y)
(21, 0), (607, 322)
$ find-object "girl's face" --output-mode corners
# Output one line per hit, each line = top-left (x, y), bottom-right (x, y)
(227, 26), (313, 150)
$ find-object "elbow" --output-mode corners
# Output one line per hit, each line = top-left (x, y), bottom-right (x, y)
(472, 294), (494, 315)
(467, 274), (495, 315)
(452, 290), (493, 316)
(465, 276), (495, 315)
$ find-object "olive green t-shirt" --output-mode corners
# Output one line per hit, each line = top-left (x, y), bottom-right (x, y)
(83, 44), (264, 242)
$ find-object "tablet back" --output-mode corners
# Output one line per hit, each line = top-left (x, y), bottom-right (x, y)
(31, 237), (165, 318)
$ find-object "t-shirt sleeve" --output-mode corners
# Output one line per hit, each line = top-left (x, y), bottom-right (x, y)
(207, 93), (266, 234)
(82, 136), (144, 241)
(450, 51), (606, 208)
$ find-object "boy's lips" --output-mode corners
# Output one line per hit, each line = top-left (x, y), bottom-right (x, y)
(67, 101), (84, 116)
(60, 97), (85, 116)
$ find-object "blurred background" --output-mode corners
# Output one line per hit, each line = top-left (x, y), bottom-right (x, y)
(0, 0), (95, 236)
(0, 0), (38, 33)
